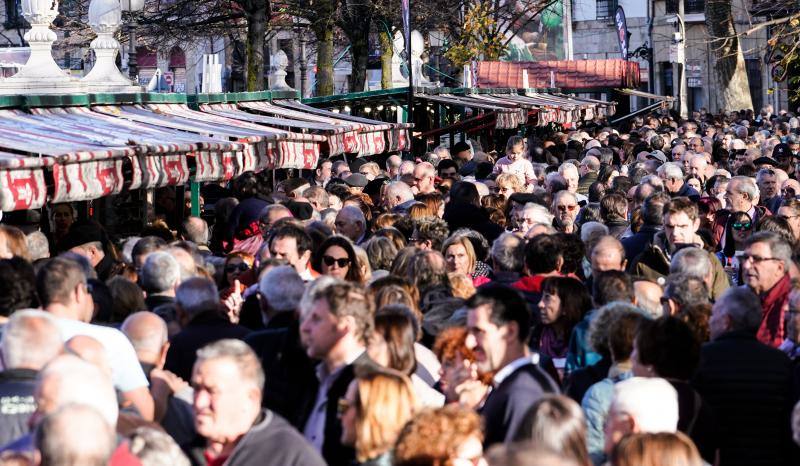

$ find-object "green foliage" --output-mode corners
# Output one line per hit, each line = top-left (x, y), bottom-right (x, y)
(444, 2), (507, 67)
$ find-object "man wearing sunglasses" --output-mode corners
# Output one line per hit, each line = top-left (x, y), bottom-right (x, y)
(551, 191), (580, 234)
(713, 176), (770, 247)
(740, 232), (793, 348)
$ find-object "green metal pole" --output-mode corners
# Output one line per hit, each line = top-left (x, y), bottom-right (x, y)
(190, 181), (200, 217)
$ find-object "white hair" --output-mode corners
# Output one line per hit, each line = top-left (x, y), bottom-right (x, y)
(259, 266), (305, 313)
(521, 203), (554, 225)
(386, 181), (415, 203)
(26, 231), (50, 261)
(38, 355), (119, 427)
(580, 221), (609, 243)
(1, 309), (62, 370)
(611, 377), (679, 434)
(558, 162), (579, 176)
(141, 251), (181, 295)
(657, 162), (683, 181)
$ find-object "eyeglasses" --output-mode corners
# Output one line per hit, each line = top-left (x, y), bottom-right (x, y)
(739, 253), (782, 264)
(779, 214), (800, 221)
(732, 222), (752, 231)
(556, 205), (577, 212)
(323, 255), (350, 268)
(225, 263), (250, 273)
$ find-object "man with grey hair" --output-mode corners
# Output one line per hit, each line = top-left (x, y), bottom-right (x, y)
(551, 190), (579, 233)
(334, 205), (367, 244)
(578, 154), (600, 194)
(25, 231), (49, 262)
(694, 286), (795, 466)
(558, 162), (588, 204)
(491, 232), (525, 286)
(245, 266), (316, 423)
(661, 272), (709, 317)
(0, 310), (62, 445)
(141, 251), (181, 314)
(385, 154), (402, 179)
(35, 404), (116, 466)
(741, 232), (793, 347)
(756, 167), (783, 213)
(188, 339), (325, 466)
(658, 162), (699, 201)
(164, 277), (249, 381)
(515, 203), (554, 235)
(670, 247), (715, 298)
(383, 180), (415, 212)
(182, 216), (210, 252)
(714, 175), (767, 246)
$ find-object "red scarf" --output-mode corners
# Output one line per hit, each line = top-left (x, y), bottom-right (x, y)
(757, 274), (791, 348)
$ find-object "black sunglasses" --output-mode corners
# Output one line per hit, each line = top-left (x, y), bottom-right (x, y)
(225, 263), (250, 273)
(323, 255), (350, 268)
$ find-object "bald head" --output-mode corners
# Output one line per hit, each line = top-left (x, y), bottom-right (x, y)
(36, 404), (116, 466)
(122, 311), (169, 366)
(591, 235), (626, 274)
(182, 216), (209, 246)
(634, 280), (664, 319)
(65, 335), (111, 378)
(36, 355), (118, 427)
(1, 310), (62, 371)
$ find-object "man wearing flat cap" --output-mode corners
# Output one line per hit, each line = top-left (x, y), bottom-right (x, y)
(343, 173), (369, 194)
(59, 221), (122, 281)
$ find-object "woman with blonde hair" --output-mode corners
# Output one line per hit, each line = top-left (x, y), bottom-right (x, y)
(0, 225), (30, 261)
(340, 369), (417, 466)
(442, 235), (490, 288)
(496, 172), (525, 199)
(610, 432), (702, 466)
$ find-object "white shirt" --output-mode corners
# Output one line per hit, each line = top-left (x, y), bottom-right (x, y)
(492, 354), (540, 387)
(53, 317), (149, 392)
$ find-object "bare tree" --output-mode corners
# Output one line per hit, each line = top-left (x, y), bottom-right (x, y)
(706, 0), (753, 110)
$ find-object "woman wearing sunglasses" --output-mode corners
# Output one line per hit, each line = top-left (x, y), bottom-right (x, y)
(219, 252), (254, 298)
(717, 212), (753, 285)
(312, 235), (365, 284)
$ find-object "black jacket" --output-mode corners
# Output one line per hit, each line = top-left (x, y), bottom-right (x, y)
(0, 369), (37, 447)
(481, 359), (559, 446)
(244, 314), (317, 427)
(164, 309), (251, 381)
(692, 331), (798, 466)
(297, 352), (377, 466)
(443, 202), (504, 245)
(184, 409), (325, 466)
(621, 224), (661, 265)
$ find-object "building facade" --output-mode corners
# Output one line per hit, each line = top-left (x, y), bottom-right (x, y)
(571, 0), (790, 113)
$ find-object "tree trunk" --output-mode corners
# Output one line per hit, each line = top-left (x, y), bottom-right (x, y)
(245, 7), (267, 91)
(314, 24), (335, 96)
(348, 27), (370, 92)
(379, 29), (392, 89)
(705, 0), (753, 111)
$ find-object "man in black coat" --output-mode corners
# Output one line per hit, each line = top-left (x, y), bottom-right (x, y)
(466, 284), (559, 446)
(165, 277), (250, 381)
(244, 266), (317, 427)
(0, 310), (63, 446)
(621, 192), (668, 265)
(184, 339), (325, 466)
(692, 287), (798, 466)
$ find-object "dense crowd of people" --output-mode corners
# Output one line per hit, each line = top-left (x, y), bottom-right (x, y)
(1, 106), (800, 465)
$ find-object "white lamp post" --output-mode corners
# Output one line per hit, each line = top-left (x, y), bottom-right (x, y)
(82, 0), (142, 91)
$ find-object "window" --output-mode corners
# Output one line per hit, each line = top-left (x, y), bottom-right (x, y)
(596, 0), (618, 20)
(4, 0), (22, 28)
(746, 58), (763, 113)
(666, 0), (705, 14)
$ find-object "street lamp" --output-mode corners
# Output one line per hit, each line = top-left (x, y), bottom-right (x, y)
(121, 0), (144, 82)
(669, 8), (687, 119)
(293, 17), (309, 97)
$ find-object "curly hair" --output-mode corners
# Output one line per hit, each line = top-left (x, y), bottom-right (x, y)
(363, 236), (398, 271)
(415, 217), (450, 251)
(394, 405), (483, 466)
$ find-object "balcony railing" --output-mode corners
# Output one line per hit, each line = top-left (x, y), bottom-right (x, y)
(666, 0), (705, 14)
